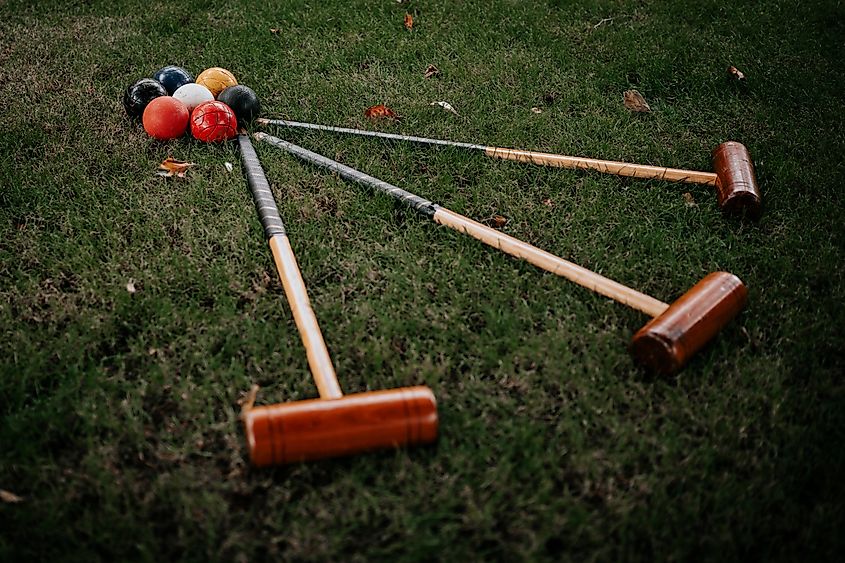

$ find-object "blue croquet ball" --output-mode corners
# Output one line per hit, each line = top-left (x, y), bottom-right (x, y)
(153, 65), (194, 95)
(123, 78), (168, 119)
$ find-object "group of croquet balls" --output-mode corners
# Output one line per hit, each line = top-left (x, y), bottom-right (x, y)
(123, 65), (261, 142)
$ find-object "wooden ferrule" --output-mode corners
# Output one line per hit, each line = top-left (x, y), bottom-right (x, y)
(712, 142), (761, 216)
(630, 272), (747, 374)
(243, 386), (439, 465)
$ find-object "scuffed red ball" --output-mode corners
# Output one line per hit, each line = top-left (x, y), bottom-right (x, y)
(190, 101), (238, 143)
(143, 96), (189, 140)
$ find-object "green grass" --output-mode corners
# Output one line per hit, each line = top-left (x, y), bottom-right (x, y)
(1, 0), (844, 560)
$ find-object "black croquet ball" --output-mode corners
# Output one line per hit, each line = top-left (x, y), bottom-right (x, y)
(153, 65), (194, 95)
(123, 78), (168, 120)
(217, 85), (261, 126)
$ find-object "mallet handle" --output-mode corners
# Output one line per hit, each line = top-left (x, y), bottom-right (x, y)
(258, 119), (718, 186)
(268, 235), (342, 399)
(255, 132), (669, 317)
(433, 209), (668, 317)
(239, 134), (343, 400)
(484, 147), (717, 185)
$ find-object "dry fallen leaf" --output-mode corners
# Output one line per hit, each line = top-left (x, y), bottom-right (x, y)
(431, 101), (459, 116)
(530, 107), (543, 114)
(270, 28), (280, 35)
(424, 64), (440, 78)
(488, 215), (508, 228)
(364, 104), (399, 119)
(542, 198), (554, 207)
(0, 490), (23, 504)
(623, 89), (651, 112)
(157, 157), (196, 178)
(727, 65), (746, 81)
(404, 13), (414, 30)
(126, 279), (136, 294)
(683, 192), (697, 207)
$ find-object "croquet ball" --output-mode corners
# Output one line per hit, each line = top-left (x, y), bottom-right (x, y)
(191, 101), (238, 143)
(217, 85), (261, 125)
(153, 65), (194, 95)
(173, 83), (215, 112)
(143, 96), (189, 140)
(196, 67), (237, 98)
(123, 78), (168, 120)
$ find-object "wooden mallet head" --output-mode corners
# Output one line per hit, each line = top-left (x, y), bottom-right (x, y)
(630, 272), (747, 374)
(712, 142), (761, 216)
(243, 386), (438, 466)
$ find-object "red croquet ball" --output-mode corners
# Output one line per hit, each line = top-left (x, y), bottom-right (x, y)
(142, 96), (189, 140)
(190, 101), (238, 143)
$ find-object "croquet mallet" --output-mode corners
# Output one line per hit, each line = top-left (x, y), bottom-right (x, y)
(237, 133), (438, 465)
(258, 118), (761, 216)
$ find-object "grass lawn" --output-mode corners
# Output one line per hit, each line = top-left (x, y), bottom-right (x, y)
(1, 0), (843, 560)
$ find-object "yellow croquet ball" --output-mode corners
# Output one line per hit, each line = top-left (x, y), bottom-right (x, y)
(196, 67), (238, 98)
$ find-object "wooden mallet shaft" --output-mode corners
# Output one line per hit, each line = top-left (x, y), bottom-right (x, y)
(255, 132), (748, 374)
(238, 134), (438, 465)
(257, 118), (761, 216)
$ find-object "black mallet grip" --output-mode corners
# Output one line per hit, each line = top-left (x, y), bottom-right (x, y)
(238, 134), (286, 238)
(253, 132), (439, 217)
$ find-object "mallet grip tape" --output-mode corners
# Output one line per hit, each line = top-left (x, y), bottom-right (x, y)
(258, 118), (487, 151)
(239, 134), (286, 238)
(255, 132), (439, 217)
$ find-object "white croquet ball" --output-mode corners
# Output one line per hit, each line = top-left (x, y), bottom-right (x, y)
(172, 83), (215, 112)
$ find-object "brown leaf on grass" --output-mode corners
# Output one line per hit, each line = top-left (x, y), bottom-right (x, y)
(683, 192), (697, 207)
(623, 89), (651, 112)
(486, 215), (508, 228)
(424, 64), (440, 78)
(364, 104), (399, 120)
(727, 65), (746, 81)
(404, 13), (414, 30)
(270, 28), (280, 35)
(0, 490), (23, 503)
(157, 157), (196, 178)
(542, 198), (554, 207)
(530, 107), (543, 114)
